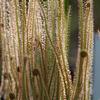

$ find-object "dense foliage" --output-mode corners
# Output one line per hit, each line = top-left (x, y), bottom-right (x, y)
(0, 0), (94, 100)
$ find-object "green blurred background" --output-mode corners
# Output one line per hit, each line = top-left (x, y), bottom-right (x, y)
(68, 0), (100, 73)
(70, 0), (100, 32)
(94, 0), (100, 31)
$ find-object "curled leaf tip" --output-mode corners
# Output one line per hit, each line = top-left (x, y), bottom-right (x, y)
(9, 93), (15, 100)
(32, 68), (40, 76)
(4, 73), (10, 80)
(17, 66), (21, 72)
(80, 50), (88, 58)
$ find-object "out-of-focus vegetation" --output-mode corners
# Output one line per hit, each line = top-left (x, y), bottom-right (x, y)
(94, 0), (100, 31)
(70, 0), (100, 31)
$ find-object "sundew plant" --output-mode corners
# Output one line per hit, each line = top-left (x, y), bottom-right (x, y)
(0, 0), (94, 100)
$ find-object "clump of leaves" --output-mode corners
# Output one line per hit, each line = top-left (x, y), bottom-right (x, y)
(0, 0), (94, 100)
